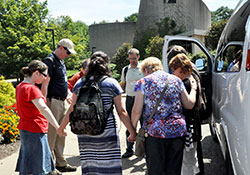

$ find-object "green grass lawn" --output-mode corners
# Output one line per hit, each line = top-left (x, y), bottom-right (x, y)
(67, 70), (78, 79)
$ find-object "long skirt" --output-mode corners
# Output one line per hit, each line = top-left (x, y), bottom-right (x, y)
(15, 130), (55, 175)
(78, 114), (122, 175)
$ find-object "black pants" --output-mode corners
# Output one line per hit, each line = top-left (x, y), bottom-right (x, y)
(125, 96), (135, 152)
(145, 135), (185, 175)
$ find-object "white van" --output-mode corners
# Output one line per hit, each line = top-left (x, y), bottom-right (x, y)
(162, 1), (250, 174)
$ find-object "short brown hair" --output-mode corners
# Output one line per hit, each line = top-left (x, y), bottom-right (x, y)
(140, 57), (163, 74)
(128, 48), (139, 56)
(169, 53), (192, 74)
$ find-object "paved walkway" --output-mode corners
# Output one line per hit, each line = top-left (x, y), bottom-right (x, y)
(0, 115), (146, 175)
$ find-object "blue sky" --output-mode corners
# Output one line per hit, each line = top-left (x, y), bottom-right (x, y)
(43, 0), (239, 25)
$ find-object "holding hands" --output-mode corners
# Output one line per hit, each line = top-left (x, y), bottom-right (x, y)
(57, 127), (67, 137)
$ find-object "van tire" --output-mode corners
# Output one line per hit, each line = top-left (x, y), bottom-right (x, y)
(225, 145), (234, 175)
(209, 116), (218, 142)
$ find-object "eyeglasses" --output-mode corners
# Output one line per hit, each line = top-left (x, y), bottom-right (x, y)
(39, 71), (47, 77)
(63, 46), (71, 55)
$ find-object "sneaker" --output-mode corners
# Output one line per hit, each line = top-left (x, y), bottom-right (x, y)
(56, 164), (77, 172)
(49, 169), (62, 175)
(122, 151), (134, 158)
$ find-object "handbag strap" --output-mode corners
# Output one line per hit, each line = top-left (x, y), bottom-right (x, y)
(146, 78), (170, 125)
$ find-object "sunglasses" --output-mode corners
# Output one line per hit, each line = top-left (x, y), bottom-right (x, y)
(63, 46), (71, 55)
(39, 71), (47, 77)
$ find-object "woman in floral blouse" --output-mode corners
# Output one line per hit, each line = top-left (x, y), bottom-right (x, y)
(131, 56), (197, 175)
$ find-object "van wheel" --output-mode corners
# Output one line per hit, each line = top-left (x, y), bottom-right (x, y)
(225, 145), (234, 175)
(209, 116), (218, 142)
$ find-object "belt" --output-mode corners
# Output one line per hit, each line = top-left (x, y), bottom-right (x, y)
(50, 96), (66, 101)
(126, 95), (135, 99)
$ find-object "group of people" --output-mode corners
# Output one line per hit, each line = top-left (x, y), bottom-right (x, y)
(15, 38), (203, 175)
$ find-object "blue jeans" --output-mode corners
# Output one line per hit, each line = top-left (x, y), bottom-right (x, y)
(145, 135), (185, 175)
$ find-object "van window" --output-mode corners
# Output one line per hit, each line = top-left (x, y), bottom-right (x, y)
(168, 40), (209, 72)
(215, 45), (242, 72)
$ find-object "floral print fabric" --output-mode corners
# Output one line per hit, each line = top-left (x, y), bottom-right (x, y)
(134, 70), (187, 138)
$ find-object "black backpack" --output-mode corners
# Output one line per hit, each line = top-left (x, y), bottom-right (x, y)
(69, 76), (112, 135)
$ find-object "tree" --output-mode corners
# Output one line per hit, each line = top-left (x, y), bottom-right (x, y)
(0, 0), (50, 78)
(211, 6), (233, 23)
(145, 36), (164, 60)
(124, 13), (138, 22)
(205, 20), (228, 50)
(0, 0), (50, 77)
(112, 43), (132, 80)
(46, 16), (91, 70)
(133, 28), (158, 59)
(134, 17), (185, 58)
(205, 6), (233, 51)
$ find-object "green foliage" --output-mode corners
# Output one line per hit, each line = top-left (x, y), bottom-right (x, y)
(205, 20), (227, 50)
(124, 13), (138, 22)
(112, 43), (132, 80)
(0, 0), (91, 79)
(211, 6), (233, 23)
(188, 52), (207, 63)
(109, 63), (120, 80)
(92, 20), (108, 25)
(133, 28), (158, 59)
(134, 17), (186, 58)
(0, 0), (51, 78)
(67, 70), (79, 79)
(145, 36), (164, 60)
(0, 76), (16, 107)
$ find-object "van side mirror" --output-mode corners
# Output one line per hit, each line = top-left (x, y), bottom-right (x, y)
(195, 58), (205, 70)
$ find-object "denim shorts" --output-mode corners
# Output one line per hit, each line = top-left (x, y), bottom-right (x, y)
(15, 130), (55, 175)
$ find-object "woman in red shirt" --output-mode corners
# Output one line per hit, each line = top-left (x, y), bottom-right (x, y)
(15, 60), (66, 175)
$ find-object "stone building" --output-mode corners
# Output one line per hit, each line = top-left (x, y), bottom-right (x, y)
(89, 0), (211, 59)
(135, 0), (211, 43)
(89, 22), (136, 59)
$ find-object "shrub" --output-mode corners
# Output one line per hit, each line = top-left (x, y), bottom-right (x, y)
(109, 63), (120, 80)
(133, 28), (158, 59)
(205, 20), (227, 51)
(134, 17), (186, 59)
(145, 36), (164, 60)
(0, 76), (16, 107)
(112, 43), (132, 80)
(0, 103), (20, 143)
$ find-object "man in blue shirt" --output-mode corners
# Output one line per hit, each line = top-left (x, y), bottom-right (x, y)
(42, 38), (77, 174)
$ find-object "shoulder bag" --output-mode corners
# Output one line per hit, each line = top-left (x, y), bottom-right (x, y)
(135, 78), (170, 157)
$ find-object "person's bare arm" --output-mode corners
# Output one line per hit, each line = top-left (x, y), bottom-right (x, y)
(121, 82), (126, 91)
(181, 76), (197, 109)
(66, 89), (73, 104)
(114, 94), (136, 141)
(41, 75), (50, 97)
(131, 91), (144, 129)
(32, 98), (67, 136)
(57, 93), (78, 136)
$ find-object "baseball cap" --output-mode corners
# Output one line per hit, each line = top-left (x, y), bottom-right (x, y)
(58, 38), (76, 54)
